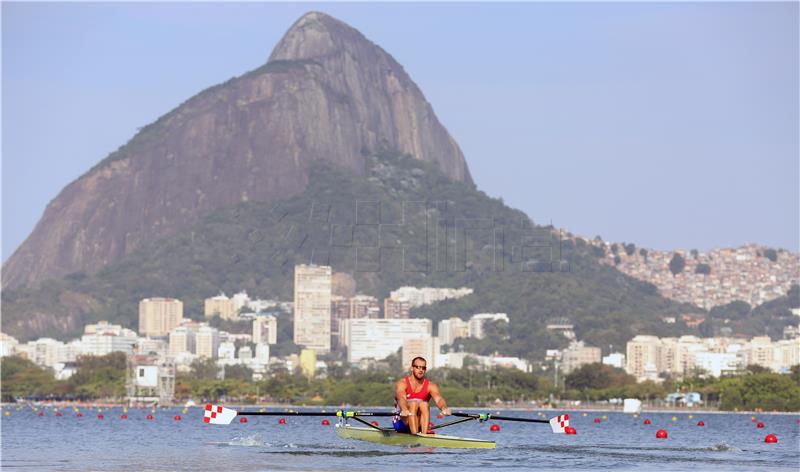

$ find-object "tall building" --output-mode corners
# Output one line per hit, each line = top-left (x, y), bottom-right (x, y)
(169, 326), (196, 356)
(139, 298), (184, 337)
(626, 335), (662, 379)
(402, 336), (440, 369)
(561, 341), (602, 374)
(0, 332), (19, 357)
(384, 298), (411, 319)
(468, 313), (509, 339)
(350, 295), (380, 319)
(252, 315), (277, 345)
(330, 296), (351, 338)
(205, 294), (237, 320)
(196, 326), (220, 359)
(343, 318), (432, 363)
(438, 317), (469, 346)
(293, 264), (332, 353)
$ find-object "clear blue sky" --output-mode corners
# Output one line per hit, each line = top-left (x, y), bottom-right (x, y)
(3, 2), (798, 264)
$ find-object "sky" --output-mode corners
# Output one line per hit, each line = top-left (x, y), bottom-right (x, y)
(2, 2), (798, 264)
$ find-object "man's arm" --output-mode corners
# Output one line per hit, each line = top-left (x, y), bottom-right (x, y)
(429, 383), (451, 415)
(395, 379), (411, 416)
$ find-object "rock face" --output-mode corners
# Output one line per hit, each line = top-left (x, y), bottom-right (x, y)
(3, 11), (472, 290)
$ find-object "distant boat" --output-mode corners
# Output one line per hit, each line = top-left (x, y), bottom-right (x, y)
(623, 398), (642, 414)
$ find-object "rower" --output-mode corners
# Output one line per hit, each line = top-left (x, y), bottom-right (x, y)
(393, 356), (451, 434)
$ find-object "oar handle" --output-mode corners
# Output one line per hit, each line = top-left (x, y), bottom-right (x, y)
(452, 412), (549, 424)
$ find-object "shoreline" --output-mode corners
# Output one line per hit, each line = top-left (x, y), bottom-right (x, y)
(4, 401), (798, 415)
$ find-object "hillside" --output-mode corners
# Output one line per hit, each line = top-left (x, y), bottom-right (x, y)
(2, 153), (703, 355)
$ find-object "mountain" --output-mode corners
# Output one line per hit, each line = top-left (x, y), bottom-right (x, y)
(1, 153), (702, 354)
(2, 11), (471, 290)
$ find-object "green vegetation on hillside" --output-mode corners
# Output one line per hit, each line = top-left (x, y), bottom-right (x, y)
(3, 152), (702, 356)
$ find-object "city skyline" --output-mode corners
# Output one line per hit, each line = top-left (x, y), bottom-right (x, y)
(3, 2), (798, 266)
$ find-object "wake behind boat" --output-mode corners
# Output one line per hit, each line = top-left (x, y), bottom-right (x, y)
(202, 404), (571, 449)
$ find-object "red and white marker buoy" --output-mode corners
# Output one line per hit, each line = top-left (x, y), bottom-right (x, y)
(764, 434), (777, 443)
(321, 419), (330, 426)
(278, 418), (286, 425)
(239, 417), (248, 423)
(656, 429), (668, 439)
(489, 424), (501, 432)
(643, 419), (651, 425)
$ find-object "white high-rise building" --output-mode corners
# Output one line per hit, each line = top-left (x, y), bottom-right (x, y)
(626, 335), (662, 379)
(293, 264), (332, 353)
(437, 317), (469, 346)
(169, 326), (196, 356)
(255, 343), (270, 364)
(343, 318), (432, 363)
(468, 313), (509, 339)
(253, 315), (277, 345)
(139, 298), (184, 337)
(0, 333), (19, 357)
(196, 326), (220, 359)
(80, 330), (137, 356)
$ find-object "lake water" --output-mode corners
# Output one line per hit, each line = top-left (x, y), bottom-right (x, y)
(2, 406), (798, 471)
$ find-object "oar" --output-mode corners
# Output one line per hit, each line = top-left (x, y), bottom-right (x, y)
(202, 404), (396, 425)
(452, 412), (570, 433)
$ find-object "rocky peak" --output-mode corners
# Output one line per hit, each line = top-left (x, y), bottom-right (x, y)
(2, 11), (472, 290)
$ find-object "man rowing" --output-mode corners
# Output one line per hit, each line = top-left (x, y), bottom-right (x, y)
(393, 356), (451, 434)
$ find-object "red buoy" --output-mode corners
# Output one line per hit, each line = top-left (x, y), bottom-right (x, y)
(697, 420), (705, 426)
(370, 420), (379, 426)
(437, 414), (443, 419)
(428, 421), (434, 429)
(37, 411), (44, 417)
(656, 429), (668, 439)
(751, 417), (758, 422)
(76, 412), (83, 418)
(239, 417), (248, 423)
(756, 422), (765, 428)
(321, 419), (330, 426)
(174, 415), (182, 421)
(764, 434), (777, 443)
(490, 424), (501, 432)
(594, 418), (601, 423)
(565, 426), (577, 435)
(146, 414), (154, 420)
(55, 411), (63, 417)
(97, 413), (104, 420)
(643, 419), (651, 425)
(278, 418), (286, 425)
(120, 414), (128, 420)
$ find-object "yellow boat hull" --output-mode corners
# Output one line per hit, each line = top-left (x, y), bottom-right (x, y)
(335, 424), (496, 449)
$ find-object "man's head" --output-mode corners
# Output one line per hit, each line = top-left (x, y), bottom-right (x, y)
(410, 356), (427, 379)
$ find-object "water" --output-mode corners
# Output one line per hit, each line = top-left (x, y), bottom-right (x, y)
(2, 407), (798, 471)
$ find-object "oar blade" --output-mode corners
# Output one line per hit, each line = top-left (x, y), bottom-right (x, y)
(549, 414), (569, 434)
(203, 404), (238, 425)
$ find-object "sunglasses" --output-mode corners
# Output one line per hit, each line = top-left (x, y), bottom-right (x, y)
(412, 365), (427, 370)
